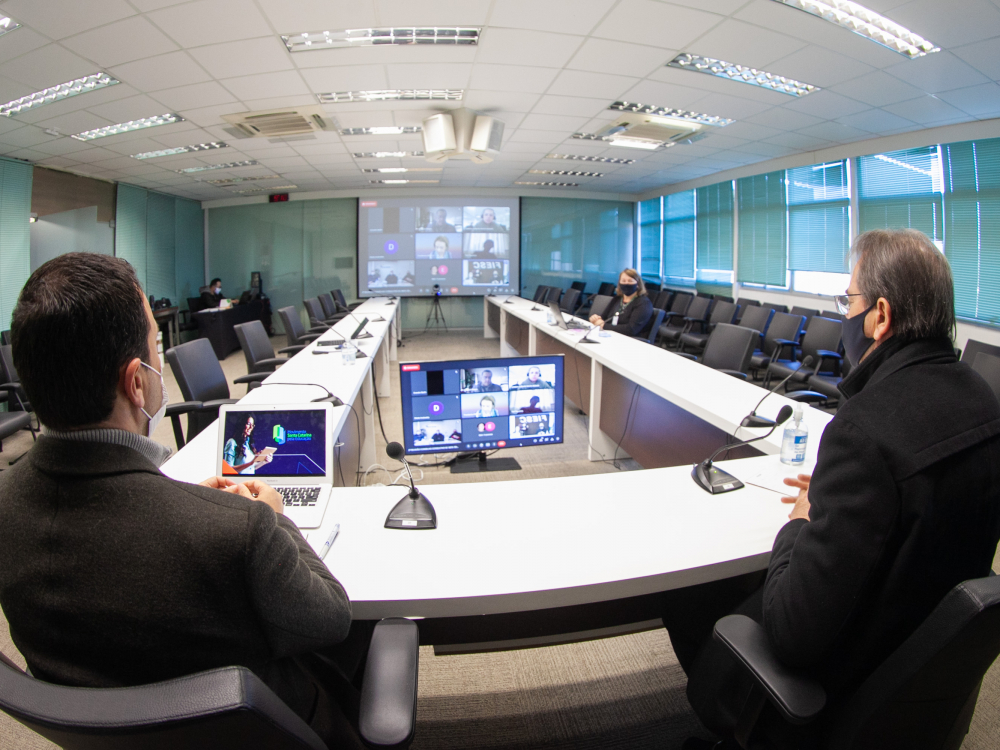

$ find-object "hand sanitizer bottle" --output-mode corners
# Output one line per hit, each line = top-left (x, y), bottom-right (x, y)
(780, 404), (808, 466)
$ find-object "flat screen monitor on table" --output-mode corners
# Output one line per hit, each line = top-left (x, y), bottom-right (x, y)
(399, 355), (564, 456)
(357, 197), (520, 298)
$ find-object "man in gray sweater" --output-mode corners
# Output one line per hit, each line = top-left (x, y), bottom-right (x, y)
(0, 254), (363, 747)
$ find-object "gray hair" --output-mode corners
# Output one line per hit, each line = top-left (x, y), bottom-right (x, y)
(850, 229), (955, 342)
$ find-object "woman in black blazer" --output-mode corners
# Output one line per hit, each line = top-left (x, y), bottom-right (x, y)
(589, 268), (654, 337)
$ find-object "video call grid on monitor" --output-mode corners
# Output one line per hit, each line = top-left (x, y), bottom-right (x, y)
(399, 355), (564, 455)
(358, 197), (519, 297)
(220, 409), (327, 477)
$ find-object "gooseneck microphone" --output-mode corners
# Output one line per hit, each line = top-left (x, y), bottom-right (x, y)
(692, 405), (794, 494)
(742, 356), (814, 428)
(384, 442), (437, 529)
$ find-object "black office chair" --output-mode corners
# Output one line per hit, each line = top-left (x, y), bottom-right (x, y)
(234, 320), (293, 379)
(0, 346), (37, 456)
(543, 287), (561, 305)
(961, 338), (1000, 366)
(318, 293), (350, 323)
(652, 289), (674, 312)
(659, 296), (711, 349)
(654, 292), (696, 347)
(0, 330), (10, 346)
(733, 298), (759, 324)
(678, 301), (739, 354)
(596, 282), (616, 297)
(789, 306), (819, 334)
(645, 281), (662, 292)
(570, 281), (587, 294)
(749, 312), (805, 380)
(532, 285), (549, 303)
(764, 316), (843, 389)
(332, 289), (363, 312)
(277, 306), (324, 351)
(970, 351), (1000, 402)
(164, 339), (259, 448)
(589, 294), (615, 321)
(637, 308), (666, 344)
(559, 288), (581, 314)
(305, 298), (338, 328)
(758, 302), (789, 315)
(677, 323), (758, 380)
(713, 573), (1000, 750)
(0, 617), (420, 750)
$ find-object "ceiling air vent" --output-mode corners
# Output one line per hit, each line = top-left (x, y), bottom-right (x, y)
(222, 105), (333, 139)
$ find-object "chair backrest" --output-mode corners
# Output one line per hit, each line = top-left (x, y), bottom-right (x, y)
(790, 306), (819, 330)
(961, 338), (1000, 365)
(165, 339), (230, 403)
(713, 295), (734, 303)
(638, 308), (666, 344)
(188, 296), (207, 313)
(234, 321), (278, 374)
(332, 289), (349, 310)
(590, 294), (614, 321)
(684, 296), (711, 322)
(570, 281), (587, 293)
(318, 293), (338, 319)
(0, 344), (18, 384)
(762, 312), (805, 356)
(0, 656), (327, 750)
(532, 285), (549, 302)
(733, 297), (759, 323)
(828, 574), (1000, 750)
(800, 316), (843, 361)
(971, 352), (1000, 402)
(652, 290), (673, 311)
(597, 282), (616, 297)
(303, 298), (327, 326)
(645, 281), (661, 292)
(669, 292), (693, 316)
(277, 306), (308, 347)
(708, 301), (738, 327)
(0, 330), (10, 346)
(701, 324), (758, 374)
(559, 288), (581, 313)
(737, 305), (775, 342)
(544, 287), (562, 304)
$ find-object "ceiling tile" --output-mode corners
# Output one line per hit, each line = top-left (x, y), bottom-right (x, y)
(221, 71), (311, 102)
(517, 113), (590, 132)
(476, 28), (584, 69)
(715, 121), (785, 141)
(0, 126), (59, 148)
(531, 95), (610, 118)
(110, 52), (212, 93)
(836, 108), (916, 134)
(241, 94), (322, 111)
(373, 0), (492, 25)
(62, 17), (179, 68)
(936, 83), (1000, 118)
(174, 102), (252, 128)
(469, 65), (559, 94)
(684, 19), (808, 70)
(828, 70), (924, 107)
(795, 121), (872, 143)
(782, 90), (870, 120)
(153, 82), (238, 111)
(292, 45), (478, 70)
(10, 83), (140, 125)
(767, 47), (875, 89)
(189, 38), (294, 80)
(888, 0), (1000, 48)
(951, 37), (1000, 81)
(255, 0), (377, 33)
(147, 0), (275, 48)
(35, 110), (114, 135)
(547, 70), (638, 99)
(87, 94), (176, 123)
(620, 78), (707, 110)
(463, 89), (540, 112)
(301, 65), (388, 93)
(882, 52), (991, 94)
(1, 0), (136, 40)
(0, 28), (50, 66)
(687, 92), (776, 120)
(881, 95), (970, 125)
(744, 107), (824, 131)
(385, 62), (473, 90)
(567, 39), (671, 78)
(1, 44), (100, 90)
(593, 0), (724, 50)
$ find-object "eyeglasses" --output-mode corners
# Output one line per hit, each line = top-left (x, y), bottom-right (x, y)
(834, 293), (865, 315)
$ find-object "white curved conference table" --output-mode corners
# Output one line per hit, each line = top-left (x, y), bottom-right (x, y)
(164, 295), (833, 650)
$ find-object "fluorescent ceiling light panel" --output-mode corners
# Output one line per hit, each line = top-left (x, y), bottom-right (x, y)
(233, 185), (297, 194)
(771, 0), (939, 58)
(0, 72), (119, 117)
(515, 181), (579, 187)
(320, 89), (463, 103)
(353, 151), (425, 158)
(546, 153), (636, 165)
(0, 17), (21, 38)
(529, 169), (603, 178)
(607, 137), (663, 151)
(608, 101), (734, 127)
(208, 175), (281, 185)
(283, 28), (479, 52)
(132, 142), (227, 160)
(71, 113), (183, 141)
(362, 167), (442, 173)
(340, 126), (421, 136)
(370, 179), (440, 184)
(176, 160), (258, 174)
(667, 53), (818, 97)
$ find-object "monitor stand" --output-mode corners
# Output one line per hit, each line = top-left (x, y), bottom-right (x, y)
(450, 451), (521, 474)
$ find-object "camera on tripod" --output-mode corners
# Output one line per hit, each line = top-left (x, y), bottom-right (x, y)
(434, 284), (442, 297)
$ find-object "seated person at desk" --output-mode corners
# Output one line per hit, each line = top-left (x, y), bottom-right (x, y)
(200, 277), (225, 308)
(519, 395), (543, 414)
(588, 269), (653, 337)
(519, 366), (552, 389)
(663, 229), (1000, 749)
(0, 253), (370, 749)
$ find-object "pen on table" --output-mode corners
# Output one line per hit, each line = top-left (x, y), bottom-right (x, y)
(320, 524), (340, 560)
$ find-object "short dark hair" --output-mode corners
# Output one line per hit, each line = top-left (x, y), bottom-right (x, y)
(11, 254), (150, 429)
(851, 229), (955, 342)
(210, 278), (221, 286)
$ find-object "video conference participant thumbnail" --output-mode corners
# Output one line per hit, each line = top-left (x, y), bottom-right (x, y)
(463, 233), (509, 259)
(413, 420), (462, 446)
(460, 367), (509, 393)
(464, 207), (509, 232)
(417, 207), (463, 233)
(367, 261), (415, 289)
(510, 412), (555, 439)
(464, 260), (509, 286)
(416, 233), (462, 259)
(414, 261), (461, 293)
(510, 389), (556, 414)
(461, 413), (509, 444)
(461, 392), (509, 419)
(366, 234), (415, 261)
(509, 364), (556, 390)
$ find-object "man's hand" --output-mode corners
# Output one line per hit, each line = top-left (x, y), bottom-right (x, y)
(781, 473), (812, 521)
(200, 476), (236, 489)
(242, 480), (284, 515)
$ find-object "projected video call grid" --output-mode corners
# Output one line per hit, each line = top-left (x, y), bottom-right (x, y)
(400, 357), (563, 454)
(358, 198), (519, 297)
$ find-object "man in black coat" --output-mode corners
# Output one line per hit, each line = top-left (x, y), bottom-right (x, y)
(0, 254), (367, 748)
(664, 229), (1000, 748)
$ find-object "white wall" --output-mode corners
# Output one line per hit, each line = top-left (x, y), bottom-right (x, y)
(29, 205), (113, 272)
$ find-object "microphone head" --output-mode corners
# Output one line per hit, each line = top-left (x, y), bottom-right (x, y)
(386, 442), (405, 461)
(800, 354), (815, 368)
(775, 405), (794, 425)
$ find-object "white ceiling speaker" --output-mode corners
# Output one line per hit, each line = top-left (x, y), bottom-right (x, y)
(422, 107), (504, 164)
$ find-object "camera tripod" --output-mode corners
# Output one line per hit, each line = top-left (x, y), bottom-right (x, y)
(425, 295), (448, 332)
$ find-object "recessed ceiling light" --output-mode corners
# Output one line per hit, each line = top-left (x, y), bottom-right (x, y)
(771, 0), (939, 58)
(233, 185), (298, 195)
(131, 142), (227, 160)
(71, 113), (183, 141)
(370, 179), (440, 184)
(546, 153), (636, 165)
(362, 167), (442, 173)
(529, 169), (603, 178)
(607, 137), (664, 151)
(667, 53), (819, 97)
(208, 175), (282, 186)
(340, 126), (421, 136)
(176, 160), (259, 174)
(1, 72), (119, 117)
(608, 102), (734, 127)
(283, 27), (480, 52)
(320, 89), (463, 103)
(514, 181), (579, 187)
(353, 151), (425, 158)
(0, 17), (21, 38)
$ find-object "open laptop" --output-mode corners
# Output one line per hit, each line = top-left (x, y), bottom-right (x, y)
(216, 403), (335, 528)
(547, 300), (589, 330)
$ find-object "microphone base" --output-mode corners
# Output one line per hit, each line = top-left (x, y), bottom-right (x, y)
(385, 491), (437, 530)
(692, 463), (745, 494)
(741, 415), (777, 429)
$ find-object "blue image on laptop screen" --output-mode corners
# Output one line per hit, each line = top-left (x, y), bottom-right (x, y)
(222, 409), (327, 477)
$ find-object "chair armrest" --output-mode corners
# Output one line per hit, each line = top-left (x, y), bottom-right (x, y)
(663, 310), (684, 320)
(253, 358), (288, 369)
(718, 370), (748, 380)
(675, 352), (698, 361)
(302, 332), (324, 341)
(278, 345), (307, 355)
(815, 349), (841, 361)
(783, 390), (829, 404)
(309, 324), (330, 333)
(713, 615), (826, 725)
(359, 618), (419, 749)
(773, 338), (800, 348)
(199, 398), (240, 412)
(165, 401), (203, 417)
(233, 374), (265, 385)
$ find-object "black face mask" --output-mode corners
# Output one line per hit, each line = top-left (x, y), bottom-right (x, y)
(619, 283), (638, 297)
(843, 301), (877, 367)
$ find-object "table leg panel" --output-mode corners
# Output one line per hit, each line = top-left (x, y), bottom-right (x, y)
(534, 330), (591, 414)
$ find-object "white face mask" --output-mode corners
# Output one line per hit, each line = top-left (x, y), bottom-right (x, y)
(139, 361), (169, 437)
(215, 287), (222, 295)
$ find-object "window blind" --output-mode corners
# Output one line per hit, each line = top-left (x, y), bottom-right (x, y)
(737, 172), (786, 286)
(145, 191), (176, 302)
(0, 158), (32, 331)
(942, 138), (1000, 325)
(787, 161), (850, 274)
(664, 189), (695, 280)
(638, 198), (662, 280)
(857, 146), (942, 241)
(696, 183), (732, 272)
(114, 184), (148, 291)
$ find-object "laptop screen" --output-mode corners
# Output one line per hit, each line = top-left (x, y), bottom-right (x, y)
(221, 409), (327, 477)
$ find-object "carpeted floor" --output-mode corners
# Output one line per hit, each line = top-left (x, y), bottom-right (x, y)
(1, 328), (998, 749)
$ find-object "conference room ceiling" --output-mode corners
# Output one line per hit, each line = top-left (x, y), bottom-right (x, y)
(1, 0), (998, 202)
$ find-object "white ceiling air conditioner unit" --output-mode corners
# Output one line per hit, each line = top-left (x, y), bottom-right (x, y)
(598, 112), (703, 149)
(422, 107), (503, 164)
(221, 105), (334, 141)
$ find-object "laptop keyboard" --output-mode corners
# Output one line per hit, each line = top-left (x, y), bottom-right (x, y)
(274, 487), (322, 507)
